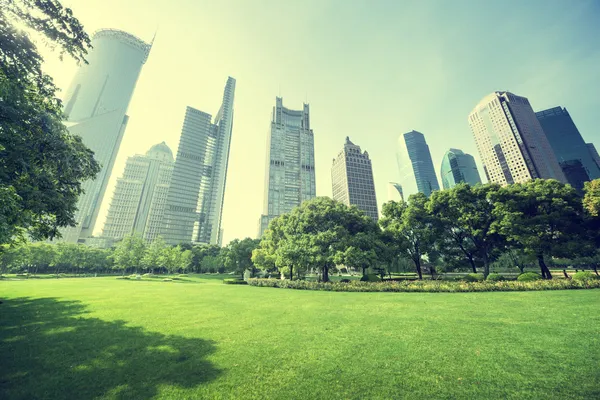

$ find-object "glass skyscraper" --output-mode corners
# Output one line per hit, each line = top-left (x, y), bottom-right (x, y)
(387, 182), (404, 202)
(161, 77), (236, 246)
(59, 29), (152, 243)
(396, 130), (440, 198)
(331, 137), (378, 220)
(468, 91), (567, 186)
(440, 148), (481, 189)
(587, 143), (600, 170)
(258, 97), (316, 236)
(102, 142), (174, 242)
(535, 106), (599, 191)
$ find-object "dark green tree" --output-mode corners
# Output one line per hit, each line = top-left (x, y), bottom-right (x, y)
(221, 238), (260, 277)
(0, 1), (99, 245)
(583, 179), (600, 217)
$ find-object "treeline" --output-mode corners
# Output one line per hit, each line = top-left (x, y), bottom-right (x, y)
(252, 179), (600, 281)
(0, 235), (260, 276)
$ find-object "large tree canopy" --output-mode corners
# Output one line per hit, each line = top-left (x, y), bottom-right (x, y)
(0, 0), (99, 245)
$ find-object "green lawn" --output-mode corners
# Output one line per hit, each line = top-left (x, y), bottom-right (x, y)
(1, 275), (599, 399)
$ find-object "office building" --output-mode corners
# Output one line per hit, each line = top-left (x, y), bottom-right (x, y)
(331, 137), (378, 220)
(102, 142), (174, 242)
(468, 91), (567, 185)
(440, 148), (482, 189)
(396, 130), (440, 198)
(387, 182), (404, 202)
(535, 106), (599, 191)
(586, 143), (600, 170)
(161, 77), (236, 245)
(258, 97), (316, 236)
(59, 29), (152, 243)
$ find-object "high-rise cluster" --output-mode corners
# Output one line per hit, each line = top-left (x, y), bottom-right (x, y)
(396, 130), (440, 198)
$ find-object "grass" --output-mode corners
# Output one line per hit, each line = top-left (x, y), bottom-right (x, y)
(1, 275), (599, 399)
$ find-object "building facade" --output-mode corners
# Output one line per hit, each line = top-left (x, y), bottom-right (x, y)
(440, 148), (482, 189)
(396, 130), (440, 198)
(331, 137), (379, 220)
(586, 143), (600, 171)
(161, 77), (236, 245)
(387, 182), (404, 202)
(535, 106), (600, 191)
(59, 29), (152, 243)
(258, 97), (316, 236)
(468, 91), (567, 186)
(102, 142), (174, 242)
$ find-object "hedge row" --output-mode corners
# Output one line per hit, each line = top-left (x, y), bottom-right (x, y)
(246, 278), (600, 293)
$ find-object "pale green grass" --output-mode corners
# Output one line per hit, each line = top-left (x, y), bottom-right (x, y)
(1, 275), (599, 399)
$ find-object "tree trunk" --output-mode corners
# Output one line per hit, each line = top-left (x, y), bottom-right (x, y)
(467, 254), (477, 274)
(362, 266), (367, 277)
(414, 257), (423, 280)
(593, 263), (599, 276)
(537, 254), (553, 280)
(289, 265), (294, 281)
(482, 251), (490, 278)
(322, 266), (330, 282)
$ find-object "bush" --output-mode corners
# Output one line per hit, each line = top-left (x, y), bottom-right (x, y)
(486, 273), (505, 282)
(163, 278), (173, 282)
(517, 272), (542, 282)
(340, 278), (351, 283)
(223, 278), (247, 285)
(178, 274), (188, 277)
(572, 271), (600, 282)
(463, 273), (485, 282)
(360, 274), (381, 282)
(246, 278), (600, 293)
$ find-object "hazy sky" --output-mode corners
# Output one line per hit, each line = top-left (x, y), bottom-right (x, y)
(40, 0), (600, 244)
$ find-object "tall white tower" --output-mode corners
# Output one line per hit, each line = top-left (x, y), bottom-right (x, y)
(59, 29), (152, 243)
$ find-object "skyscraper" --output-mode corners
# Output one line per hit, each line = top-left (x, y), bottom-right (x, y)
(161, 77), (236, 246)
(396, 130), (440, 198)
(59, 29), (152, 243)
(102, 142), (174, 242)
(387, 182), (404, 202)
(468, 91), (567, 185)
(258, 97), (316, 236)
(331, 137), (378, 220)
(586, 143), (600, 170)
(535, 106), (599, 191)
(440, 148), (482, 189)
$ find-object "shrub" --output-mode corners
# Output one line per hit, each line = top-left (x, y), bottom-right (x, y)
(163, 278), (173, 282)
(246, 278), (600, 293)
(517, 272), (542, 282)
(463, 273), (485, 282)
(223, 278), (247, 285)
(217, 266), (226, 274)
(171, 277), (182, 281)
(340, 278), (351, 283)
(486, 273), (505, 282)
(178, 274), (188, 277)
(572, 271), (600, 282)
(360, 274), (381, 282)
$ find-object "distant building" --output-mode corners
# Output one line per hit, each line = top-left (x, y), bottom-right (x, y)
(587, 143), (600, 170)
(396, 130), (440, 197)
(102, 142), (174, 242)
(468, 91), (567, 185)
(387, 182), (404, 202)
(258, 97), (316, 236)
(331, 137), (379, 220)
(161, 77), (236, 246)
(440, 148), (481, 189)
(535, 106), (599, 189)
(59, 29), (152, 243)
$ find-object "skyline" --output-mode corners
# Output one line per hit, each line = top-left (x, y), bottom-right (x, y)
(38, 0), (600, 244)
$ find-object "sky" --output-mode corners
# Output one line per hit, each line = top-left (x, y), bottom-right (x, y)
(39, 0), (600, 245)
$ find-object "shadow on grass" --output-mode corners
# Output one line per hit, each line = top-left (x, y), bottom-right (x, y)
(0, 297), (221, 399)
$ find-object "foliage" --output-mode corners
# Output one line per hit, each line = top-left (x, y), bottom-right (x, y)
(0, 0), (100, 245)
(463, 273), (485, 282)
(486, 273), (505, 282)
(142, 236), (167, 273)
(572, 271), (600, 282)
(112, 235), (146, 274)
(359, 274), (382, 282)
(247, 278), (600, 292)
(221, 237), (260, 277)
(583, 179), (600, 217)
(223, 278), (248, 285)
(517, 272), (543, 282)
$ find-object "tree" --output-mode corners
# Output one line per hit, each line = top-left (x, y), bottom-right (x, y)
(142, 236), (167, 273)
(583, 179), (600, 217)
(381, 194), (438, 280)
(492, 179), (585, 279)
(112, 235), (146, 274)
(333, 231), (383, 278)
(1, 0), (100, 245)
(179, 249), (193, 273)
(221, 238), (260, 277)
(191, 244), (221, 273)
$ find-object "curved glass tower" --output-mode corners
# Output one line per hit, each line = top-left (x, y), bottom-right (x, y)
(387, 182), (404, 202)
(59, 29), (151, 243)
(396, 130), (440, 198)
(440, 148), (481, 189)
